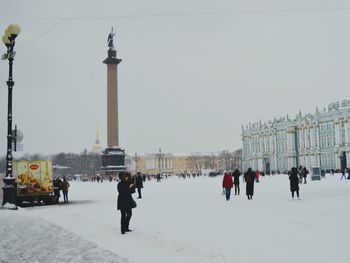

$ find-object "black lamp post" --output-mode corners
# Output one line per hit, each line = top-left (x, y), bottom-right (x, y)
(1, 24), (21, 209)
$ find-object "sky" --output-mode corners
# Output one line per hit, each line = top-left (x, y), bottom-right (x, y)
(0, 0), (350, 156)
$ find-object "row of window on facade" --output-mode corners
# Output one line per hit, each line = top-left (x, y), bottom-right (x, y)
(245, 120), (348, 155)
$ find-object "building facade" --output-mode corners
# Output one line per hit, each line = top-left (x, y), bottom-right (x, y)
(242, 100), (350, 173)
(126, 150), (242, 175)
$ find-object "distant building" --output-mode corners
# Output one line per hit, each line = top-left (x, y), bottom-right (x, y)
(127, 150), (241, 175)
(242, 100), (350, 173)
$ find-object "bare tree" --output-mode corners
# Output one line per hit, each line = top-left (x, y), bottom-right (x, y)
(201, 153), (217, 170)
(189, 152), (203, 173)
(231, 149), (242, 171)
(218, 150), (233, 171)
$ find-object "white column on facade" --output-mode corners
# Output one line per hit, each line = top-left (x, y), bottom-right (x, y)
(263, 134), (266, 153)
(316, 124), (320, 149)
(310, 126), (315, 148)
(286, 131), (291, 153)
(335, 153), (341, 170)
(311, 155), (316, 167)
(305, 126), (310, 149)
(334, 121), (340, 146)
(290, 131), (294, 152)
(242, 136), (246, 170)
(274, 131), (278, 171)
(344, 120), (349, 146)
(249, 137), (252, 157)
(258, 159), (264, 171)
(299, 129), (303, 151)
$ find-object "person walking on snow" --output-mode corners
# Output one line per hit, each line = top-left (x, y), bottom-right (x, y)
(255, 170), (260, 183)
(340, 169), (347, 180)
(302, 167), (309, 184)
(222, 172), (233, 201)
(289, 167), (300, 199)
(232, 169), (241, 195)
(135, 172), (144, 199)
(244, 168), (255, 200)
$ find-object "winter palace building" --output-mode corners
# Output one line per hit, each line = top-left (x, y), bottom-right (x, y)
(242, 100), (350, 173)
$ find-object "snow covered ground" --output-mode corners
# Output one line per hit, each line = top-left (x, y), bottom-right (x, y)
(1, 174), (350, 263)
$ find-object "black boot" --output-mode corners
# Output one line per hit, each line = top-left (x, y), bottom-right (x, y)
(125, 224), (132, 232)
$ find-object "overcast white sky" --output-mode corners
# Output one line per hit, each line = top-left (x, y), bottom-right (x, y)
(0, 0), (349, 156)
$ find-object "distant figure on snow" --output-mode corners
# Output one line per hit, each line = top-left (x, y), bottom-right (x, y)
(255, 170), (260, 183)
(135, 172), (144, 199)
(53, 177), (62, 204)
(222, 172), (233, 201)
(232, 169), (241, 195)
(341, 169), (347, 180)
(289, 167), (300, 199)
(302, 167), (309, 184)
(244, 168), (255, 200)
(61, 176), (70, 203)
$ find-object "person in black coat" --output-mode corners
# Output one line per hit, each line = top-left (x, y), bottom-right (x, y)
(244, 168), (255, 200)
(232, 169), (241, 195)
(135, 172), (144, 199)
(117, 171), (135, 234)
(53, 177), (62, 204)
(302, 167), (309, 184)
(289, 167), (300, 199)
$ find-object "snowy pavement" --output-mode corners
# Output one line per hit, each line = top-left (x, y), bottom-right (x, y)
(1, 174), (350, 263)
(0, 210), (130, 263)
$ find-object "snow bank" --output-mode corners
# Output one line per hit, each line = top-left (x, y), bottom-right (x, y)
(0, 210), (131, 263)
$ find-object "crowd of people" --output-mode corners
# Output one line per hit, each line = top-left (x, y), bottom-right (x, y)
(222, 166), (313, 201)
(222, 168), (260, 200)
(54, 166), (350, 235)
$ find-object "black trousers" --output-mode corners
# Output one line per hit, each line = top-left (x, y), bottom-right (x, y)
(234, 184), (240, 194)
(137, 187), (142, 198)
(120, 209), (132, 231)
(292, 190), (299, 198)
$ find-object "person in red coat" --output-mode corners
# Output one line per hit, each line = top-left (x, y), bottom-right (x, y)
(222, 172), (233, 201)
(255, 170), (260, 183)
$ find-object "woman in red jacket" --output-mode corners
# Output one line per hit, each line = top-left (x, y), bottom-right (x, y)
(255, 170), (260, 183)
(222, 172), (233, 201)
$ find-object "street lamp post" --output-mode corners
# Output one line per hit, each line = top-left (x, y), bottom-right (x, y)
(1, 24), (21, 209)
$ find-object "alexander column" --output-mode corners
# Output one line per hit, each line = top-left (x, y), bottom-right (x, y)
(101, 28), (126, 174)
